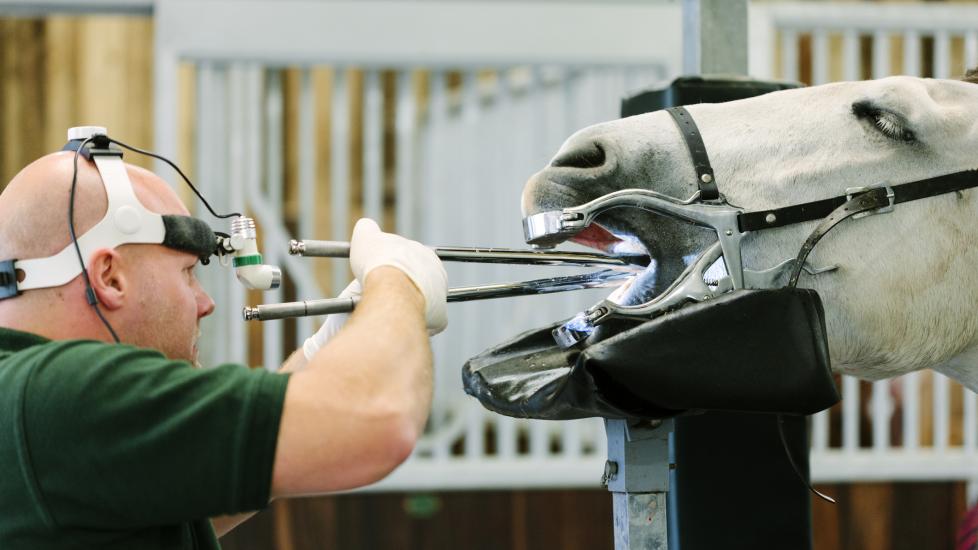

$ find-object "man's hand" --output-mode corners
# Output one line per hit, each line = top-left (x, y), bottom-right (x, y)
(301, 280), (361, 362)
(350, 218), (448, 335)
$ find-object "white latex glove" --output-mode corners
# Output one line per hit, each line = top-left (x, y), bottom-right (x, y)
(349, 218), (448, 335)
(302, 280), (361, 361)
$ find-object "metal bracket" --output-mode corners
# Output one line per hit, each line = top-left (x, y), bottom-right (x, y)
(846, 184), (894, 219)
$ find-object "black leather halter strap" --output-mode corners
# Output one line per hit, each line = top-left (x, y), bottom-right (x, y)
(785, 188), (893, 288)
(666, 106), (720, 201)
(739, 169), (978, 233)
(663, 106), (978, 273)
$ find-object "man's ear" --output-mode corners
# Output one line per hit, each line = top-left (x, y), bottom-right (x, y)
(87, 248), (127, 310)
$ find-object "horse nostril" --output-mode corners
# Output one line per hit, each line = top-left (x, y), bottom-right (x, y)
(551, 142), (607, 169)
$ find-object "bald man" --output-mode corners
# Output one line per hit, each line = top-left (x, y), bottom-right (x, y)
(0, 152), (448, 549)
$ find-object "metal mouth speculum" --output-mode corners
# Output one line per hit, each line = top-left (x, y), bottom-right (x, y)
(523, 189), (747, 289)
(553, 242), (729, 348)
(550, 242), (838, 348)
(531, 189), (841, 349)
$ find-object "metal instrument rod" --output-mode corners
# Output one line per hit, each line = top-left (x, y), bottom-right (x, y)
(243, 269), (631, 321)
(289, 239), (647, 269)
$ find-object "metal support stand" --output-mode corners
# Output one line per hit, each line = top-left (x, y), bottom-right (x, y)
(682, 0), (748, 75)
(604, 418), (675, 550)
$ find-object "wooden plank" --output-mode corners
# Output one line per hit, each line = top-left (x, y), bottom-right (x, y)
(75, 16), (153, 168)
(1, 19), (46, 186)
(312, 67), (334, 292)
(42, 16), (79, 152)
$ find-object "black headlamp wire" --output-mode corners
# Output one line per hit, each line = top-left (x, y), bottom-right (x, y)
(69, 136), (120, 343)
(776, 414), (836, 504)
(68, 134), (242, 344)
(106, 137), (241, 219)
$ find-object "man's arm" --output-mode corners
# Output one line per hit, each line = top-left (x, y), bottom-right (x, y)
(279, 348), (306, 373)
(270, 266), (433, 496)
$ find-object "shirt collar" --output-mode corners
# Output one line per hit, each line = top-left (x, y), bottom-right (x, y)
(0, 327), (50, 353)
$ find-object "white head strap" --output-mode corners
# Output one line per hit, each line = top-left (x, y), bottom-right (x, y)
(13, 127), (166, 291)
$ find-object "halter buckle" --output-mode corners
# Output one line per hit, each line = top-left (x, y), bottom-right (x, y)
(846, 184), (895, 219)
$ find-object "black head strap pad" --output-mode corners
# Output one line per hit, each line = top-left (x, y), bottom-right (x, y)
(161, 215), (219, 263)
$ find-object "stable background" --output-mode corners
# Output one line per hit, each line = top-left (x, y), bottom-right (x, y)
(2, 1), (978, 548)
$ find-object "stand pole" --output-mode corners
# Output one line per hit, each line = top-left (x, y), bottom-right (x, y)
(604, 418), (675, 550)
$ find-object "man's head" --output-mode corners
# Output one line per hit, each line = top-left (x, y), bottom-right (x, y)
(0, 152), (215, 363)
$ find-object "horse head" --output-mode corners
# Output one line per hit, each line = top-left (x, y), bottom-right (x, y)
(522, 73), (978, 387)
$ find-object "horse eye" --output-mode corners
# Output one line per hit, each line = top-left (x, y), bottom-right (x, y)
(852, 101), (916, 143)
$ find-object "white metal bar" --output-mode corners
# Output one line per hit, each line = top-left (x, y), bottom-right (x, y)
(298, 68), (316, 258)
(0, 0), (151, 15)
(263, 69), (284, 370)
(425, 71), (452, 440)
(872, 30), (891, 79)
(872, 380), (890, 452)
(966, 31), (978, 71)
(394, 71), (417, 238)
(903, 30), (922, 77)
(155, 1), (681, 69)
(480, 69), (520, 461)
(195, 63), (229, 368)
(330, 69), (350, 295)
(904, 371), (921, 451)
(153, 12), (181, 177)
(367, 457), (607, 492)
(812, 409), (829, 452)
(226, 65), (251, 366)
(934, 30), (951, 79)
(935, 373), (950, 451)
(766, 3), (978, 33)
(363, 70), (384, 225)
(780, 29), (799, 82)
(296, 69), (317, 346)
(464, 402), (485, 458)
(264, 71), (283, 210)
(811, 29), (829, 85)
(843, 29), (860, 81)
(842, 376), (860, 452)
(810, 450), (978, 483)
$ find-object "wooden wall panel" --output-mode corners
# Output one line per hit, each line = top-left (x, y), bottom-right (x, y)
(0, 15), (152, 189)
(221, 484), (966, 550)
(0, 19), (46, 185)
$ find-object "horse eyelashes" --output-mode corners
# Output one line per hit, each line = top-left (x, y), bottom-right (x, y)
(851, 100), (916, 143)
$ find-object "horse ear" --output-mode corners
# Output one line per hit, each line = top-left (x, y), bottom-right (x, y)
(964, 67), (978, 84)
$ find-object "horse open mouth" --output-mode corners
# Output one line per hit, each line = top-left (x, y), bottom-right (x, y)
(569, 222), (649, 258)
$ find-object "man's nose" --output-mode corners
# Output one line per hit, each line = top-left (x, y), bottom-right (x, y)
(198, 289), (216, 319)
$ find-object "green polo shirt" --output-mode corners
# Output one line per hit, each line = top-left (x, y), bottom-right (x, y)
(0, 327), (290, 549)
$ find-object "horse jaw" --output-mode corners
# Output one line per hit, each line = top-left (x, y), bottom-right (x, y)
(521, 76), (978, 385)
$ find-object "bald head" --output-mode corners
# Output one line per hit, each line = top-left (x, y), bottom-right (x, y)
(0, 152), (189, 262)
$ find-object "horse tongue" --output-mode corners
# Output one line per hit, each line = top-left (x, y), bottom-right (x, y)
(570, 224), (622, 254)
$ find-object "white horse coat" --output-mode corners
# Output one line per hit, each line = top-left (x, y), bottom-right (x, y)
(521, 75), (978, 389)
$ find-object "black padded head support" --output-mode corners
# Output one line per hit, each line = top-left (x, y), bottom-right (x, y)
(463, 288), (840, 421)
(161, 215), (218, 263)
